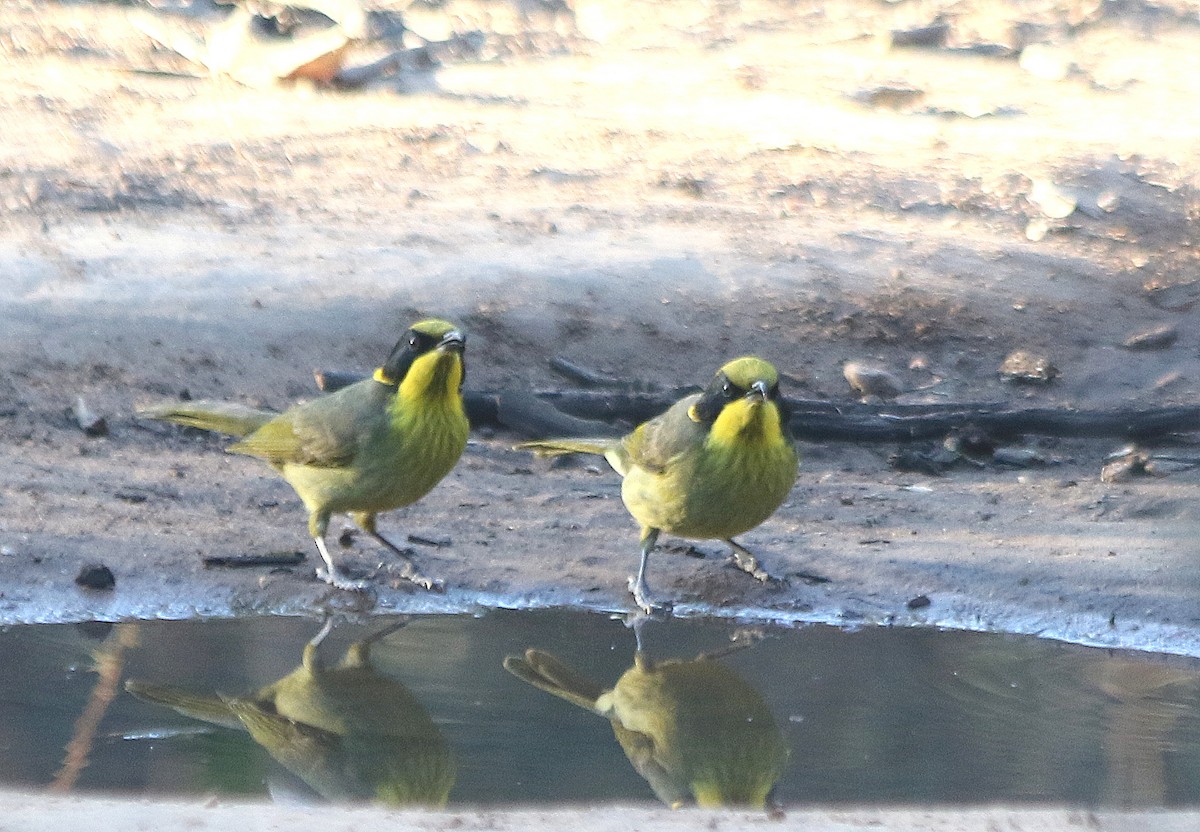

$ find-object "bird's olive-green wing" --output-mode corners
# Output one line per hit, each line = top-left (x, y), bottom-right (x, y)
(229, 381), (389, 468)
(617, 395), (706, 475)
(611, 721), (691, 808)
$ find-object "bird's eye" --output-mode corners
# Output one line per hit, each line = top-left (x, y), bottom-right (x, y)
(408, 335), (419, 348)
(722, 382), (733, 397)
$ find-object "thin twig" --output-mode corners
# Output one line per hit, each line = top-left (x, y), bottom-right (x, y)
(50, 624), (141, 793)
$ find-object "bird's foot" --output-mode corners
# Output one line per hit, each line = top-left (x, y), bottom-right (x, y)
(729, 548), (773, 583)
(389, 561), (444, 592)
(627, 575), (673, 616)
(315, 566), (373, 592)
(727, 541), (830, 586)
(367, 532), (444, 592)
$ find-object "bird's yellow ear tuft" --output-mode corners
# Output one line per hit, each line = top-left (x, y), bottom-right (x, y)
(719, 357), (779, 389)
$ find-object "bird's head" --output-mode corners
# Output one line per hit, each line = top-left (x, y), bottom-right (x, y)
(689, 356), (787, 444)
(375, 319), (466, 402)
(691, 773), (781, 809)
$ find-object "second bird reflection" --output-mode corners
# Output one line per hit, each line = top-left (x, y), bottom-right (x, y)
(504, 625), (789, 808)
(125, 618), (455, 806)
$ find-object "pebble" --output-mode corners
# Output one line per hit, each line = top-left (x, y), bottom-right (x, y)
(1121, 324), (1177, 351)
(72, 397), (108, 437)
(843, 362), (903, 398)
(75, 563), (116, 591)
(1145, 278), (1200, 312)
(906, 594), (932, 610)
(1019, 44), (1071, 81)
(888, 22), (950, 49)
(1028, 179), (1077, 219)
(999, 351), (1059, 383)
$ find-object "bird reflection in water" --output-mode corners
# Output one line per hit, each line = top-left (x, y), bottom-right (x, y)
(125, 617), (454, 806)
(504, 619), (788, 808)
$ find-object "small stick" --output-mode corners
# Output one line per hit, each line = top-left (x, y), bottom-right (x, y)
(548, 356), (621, 388)
(203, 552), (306, 568)
(50, 625), (141, 792)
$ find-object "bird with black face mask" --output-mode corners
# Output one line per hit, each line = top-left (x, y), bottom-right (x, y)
(127, 619), (455, 806)
(140, 319), (469, 590)
(519, 357), (798, 612)
(505, 640), (788, 808)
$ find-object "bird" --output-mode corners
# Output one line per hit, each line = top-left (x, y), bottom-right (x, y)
(518, 356), (798, 612)
(126, 618), (455, 806)
(139, 319), (469, 590)
(504, 644), (789, 808)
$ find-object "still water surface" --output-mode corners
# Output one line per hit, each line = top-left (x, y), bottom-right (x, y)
(3, 610), (1200, 807)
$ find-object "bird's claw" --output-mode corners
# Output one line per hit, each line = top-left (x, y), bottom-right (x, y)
(315, 567), (373, 592)
(391, 563), (444, 592)
(627, 575), (672, 616)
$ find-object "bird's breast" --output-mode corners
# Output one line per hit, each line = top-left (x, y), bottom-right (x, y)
(287, 395), (468, 514)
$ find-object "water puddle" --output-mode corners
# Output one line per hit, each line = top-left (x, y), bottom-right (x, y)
(5, 610), (1200, 807)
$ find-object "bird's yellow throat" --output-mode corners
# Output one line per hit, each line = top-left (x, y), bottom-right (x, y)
(388, 348), (466, 422)
(708, 398), (785, 449)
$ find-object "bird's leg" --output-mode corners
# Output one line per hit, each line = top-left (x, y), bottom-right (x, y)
(345, 616), (412, 667)
(361, 616), (413, 646)
(354, 513), (441, 591)
(314, 537), (373, 591)
(310, 511), (372, 591)
(621, 609), (654, 654)
(301, 616), (336, 672)
(726, 537), (830, 585)
(725, 537), (772, 582)
(766, 786), (785, 820)
(628, 527), (671, 614)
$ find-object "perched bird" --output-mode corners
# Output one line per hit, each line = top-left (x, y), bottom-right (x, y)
(518, 357), (798, 612)
(126, 619), (456, 806)
(504, 646), (789, 808)
(140, 319), (469, 590)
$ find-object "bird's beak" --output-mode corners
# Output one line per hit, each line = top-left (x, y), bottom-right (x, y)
(748, 380), (770, 401)
(438, 330), (465, 353)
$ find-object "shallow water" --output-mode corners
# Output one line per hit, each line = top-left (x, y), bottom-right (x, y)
(5, 610), (1200, 807)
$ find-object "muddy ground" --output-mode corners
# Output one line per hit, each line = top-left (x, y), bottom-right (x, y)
(3, 0), (1200, 657)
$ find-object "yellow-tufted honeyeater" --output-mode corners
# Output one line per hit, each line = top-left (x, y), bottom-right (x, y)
(504, 645), (789, 808)
(519, 357), (798, 612)
(126, 619), (455, 806)
(139, 319), (469, 590)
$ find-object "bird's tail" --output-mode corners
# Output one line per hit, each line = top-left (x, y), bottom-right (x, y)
(514, 438), (615, 458)
(124, 679), (245, 730)
(137, 401), (277, 437)
(503, 649), (606, 713)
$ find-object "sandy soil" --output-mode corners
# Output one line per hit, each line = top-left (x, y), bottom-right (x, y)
(3, 0), (1200, 658)
(2, 791), (1198, 832)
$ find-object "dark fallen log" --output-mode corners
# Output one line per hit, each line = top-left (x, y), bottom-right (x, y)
(312, 371), (1200, 443)
(466, 390), (624, 438)
(784, 401), (1200, 443)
